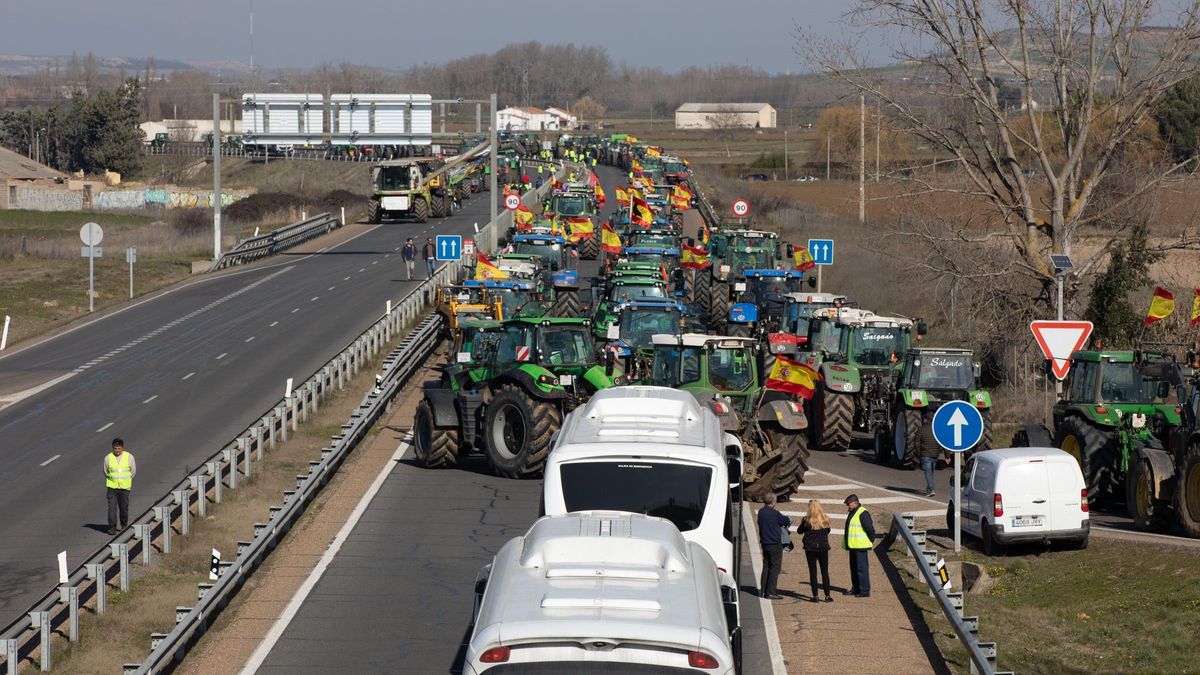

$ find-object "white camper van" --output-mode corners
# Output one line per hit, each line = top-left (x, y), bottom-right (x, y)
(466, 512), (740, 674)
(948, 447), (1090, 554)
(541, 386), (743, 575)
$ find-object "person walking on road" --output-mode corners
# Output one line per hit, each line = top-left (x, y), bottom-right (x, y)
(423, 237), (436, 278)
(401, 238), (417, 281)
(920, 437), (940, 497)
(757, 493), (790, 599)
(103, 438), (136, 535)
(843, 494), (876, 598)
(798, 500), (833, 602)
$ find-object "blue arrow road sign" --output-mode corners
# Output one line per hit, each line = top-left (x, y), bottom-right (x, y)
(808, 238), (834, 265)
(435, 235), (462, 261)
(931, 400), (984, 453)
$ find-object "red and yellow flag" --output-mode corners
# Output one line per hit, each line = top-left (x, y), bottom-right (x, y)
(673, 184), (693, 202)
(1191, 289), (1200, 329)
(1144, 286), (1175, 326)
(594, 184), (606, 206)
(699, 226), (710, 246)
(765, 355), (820, 400)
(631, 159), (644, 174)
(567, 216), (594, 241)
(645, 146), (662, 158)
(601, 223), (623, 254)
(475, 253), (509, 281)
(632, 198), (653, 227)
(681, 244), (711, 269)
(794, 248), (815, 272)
(515, 204), (534, 230)
(615, 185), (630, 206)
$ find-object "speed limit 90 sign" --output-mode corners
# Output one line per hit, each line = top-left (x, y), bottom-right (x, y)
(731, 198), (751, 217)
(504, 194), (521, 211)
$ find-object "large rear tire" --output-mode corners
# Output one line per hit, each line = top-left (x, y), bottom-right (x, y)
(1125, 448), (1173, 532)
(1176, 443), (1200, 538)
(1055, 416), (1114, 505)
(412, 197), (429, 223)
(745, 427), (809, 502)
(368, 199), (382, 224)
(549, 289), (582, 317)
(431, 192), (449, 218)
(579, 236), (599, 260)
(413, 399), (460, 469)
(709, 282), (730, 331)
(483, 385), (561, 478)
(695, 271), (712, 321)
(818, 389), (853, 451)
(893, 409), (924, 467)
(968, 409), (993, 460)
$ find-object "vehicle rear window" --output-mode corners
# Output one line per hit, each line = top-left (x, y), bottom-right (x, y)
(561, 462), (712, 532)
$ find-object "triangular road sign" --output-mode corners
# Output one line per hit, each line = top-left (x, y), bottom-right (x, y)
(1030, 320), (1094, 380)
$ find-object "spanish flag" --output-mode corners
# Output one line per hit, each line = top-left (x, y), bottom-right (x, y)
(766, 355), (820, 399)
(601, 223), (622, 254)
(567, 216), (594, 241)
(681, 244), (711, 269)
(1192, 289), (1200, 329)
(699, 226), (710, 246)
(645, 146), (662, 158)
(475, 253), (509, 281)
(673, 184), (694, 202)
(629, 187), (645, 202)
(632, 198), (654, 227)
(794, 248), (815, 272)
(631, 159), (644, 174)
(515, 204), (534, 230)
(615, 186), (630, 206)
(594, 184), (606, 206)
(1144, 286), (1175, 326)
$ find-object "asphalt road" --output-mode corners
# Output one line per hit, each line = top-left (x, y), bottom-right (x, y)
(0, 188), (499, 626)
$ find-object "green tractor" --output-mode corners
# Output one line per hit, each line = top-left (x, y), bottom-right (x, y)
(545, 189), (600, 260)
(697, 230), (783, 330)
(872, 348), (992, 467)
(807, 309), (926, 452)
(647, 333), (810, 501)
(413, 317), (618, 478)
(367, 157), (454, 223)
(1169, 357), (1200, 537)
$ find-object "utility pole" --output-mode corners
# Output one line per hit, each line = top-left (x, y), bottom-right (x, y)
(784, 129), (789, 180)
(858, 94), (865, 224)
(825, 131), (831, 181)
(874, 100), (881, 182)
(212, 93), (222, 260)
(489, 93), (498, 251)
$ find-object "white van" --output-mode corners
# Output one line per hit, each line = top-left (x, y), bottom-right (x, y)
(541, 386), (743, 576)
(466, 512), (740, 674)
(948, 447), (1090, 554)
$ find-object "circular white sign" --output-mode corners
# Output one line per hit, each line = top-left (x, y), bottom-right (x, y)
(504, 194), (521, 211)
(731, 199), (750, 218)
(80, 222), (104, 246)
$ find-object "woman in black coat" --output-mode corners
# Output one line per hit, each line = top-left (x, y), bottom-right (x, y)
(797, 499), (833, 602)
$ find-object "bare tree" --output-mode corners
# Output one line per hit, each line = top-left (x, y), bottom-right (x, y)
(801, 1), (1200, 310)
(706, 108), (745, 157)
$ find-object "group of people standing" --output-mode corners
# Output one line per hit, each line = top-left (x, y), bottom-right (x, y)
(757, 493), (876, 601)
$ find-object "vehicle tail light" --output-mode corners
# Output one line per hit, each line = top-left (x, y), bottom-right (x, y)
(688, 651), (719, 669)
(1095, 406), (1107, 415)
(711, 401), (730, 415)
(1081, 488), (1089, 513)
(480, 646), (511, 663)
(993, 493), (1004, 517)
(975, 400), (987, 409)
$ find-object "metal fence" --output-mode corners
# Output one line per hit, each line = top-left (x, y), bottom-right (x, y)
(883, 513), (1013, 675)
(210, 212), (342, 271)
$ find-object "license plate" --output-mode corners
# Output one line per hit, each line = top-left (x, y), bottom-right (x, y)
(1011, 516), (1043, 528)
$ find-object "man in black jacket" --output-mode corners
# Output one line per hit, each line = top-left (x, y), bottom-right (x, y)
(757, 493), (791, 599)
(843, 494), (876, 598)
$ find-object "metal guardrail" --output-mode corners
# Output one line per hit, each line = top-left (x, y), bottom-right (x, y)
(883, 513), (1012, 675)
(209, 212), (341, 271)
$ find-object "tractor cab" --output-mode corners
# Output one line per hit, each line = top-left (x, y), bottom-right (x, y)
(729, 270), (812, 334)
(602, 298), (691, 357)
(511, 234), (575, 273)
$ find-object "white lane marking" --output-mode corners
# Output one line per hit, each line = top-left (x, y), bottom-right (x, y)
(240, 436), (414, 674)
(808, 467), (946, 507)
(384, 254), (390, 259)
(96, 422), (114, 433)
(317, 247), (328, 253)
(805, 496), (909, 506)
(358, 268), (366, 272)
(343, 276), (351, 281)
(393, 247), (400, 251)
(143, 395), (158, 404)
(182, 372), (195, 380)
(0, 372), (78, 411)
(328, 286), (335, 291)
(742, 507), (787, 675)
(245, 336), (256, 343)
(216, 353), (228, 360)
(310, 296), (319, 302)
(371, 261), (378, 265)
(40, 454), (61, 467)
(291, 308), (300, 313)
(269, 321), (279, 327)
(795, 483), (861, 491)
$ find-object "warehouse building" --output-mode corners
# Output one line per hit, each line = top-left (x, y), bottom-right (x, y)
(674, 102), (777, 129)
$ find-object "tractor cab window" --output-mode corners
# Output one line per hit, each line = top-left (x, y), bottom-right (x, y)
(1069, 361), (1098, 403)
(631, 234), (676, 249)
(496, 325), (535, 366)
(708, 347), (754, 392)
(468, 329), (502, 361)
(814, 322), (842, 354)
(608, 284), (666, 303)
(620, 309), (679, 347)
(911, 354), (975, 390)
(537, 325), (593, 366)
(730, 249), (774, 273)
(1100, 361), (1173, 404)
(651, 346), (703, 387)
(849, 327), (905, 366)
(375, 166), (412, 191)
(513, 242), (564, 270)
(551, 194), (589, 216)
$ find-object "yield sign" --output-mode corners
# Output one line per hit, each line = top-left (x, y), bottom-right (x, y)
(1030, 320), (1094, 380)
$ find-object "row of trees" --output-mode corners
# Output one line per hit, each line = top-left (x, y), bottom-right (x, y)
(0, 78), (144, 175)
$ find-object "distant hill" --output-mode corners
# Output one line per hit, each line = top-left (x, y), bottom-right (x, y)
(0, 54), (255, 77)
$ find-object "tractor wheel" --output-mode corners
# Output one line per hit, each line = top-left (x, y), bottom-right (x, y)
(892, 409), (924, 467)
(695, 272), (712, 320)
(431, 192), (449, 218)
(412, 399), (460, 469)
(817, 389), (853, 451)
(549, 290), (582, 317)
(579, 236), (599, 260)
(1175, 443), (1200, 538)
(685, 269), (697, 304)
(1010, 424), (1053, 448)
(728, 323), (752, 338)
(968, 409), (993, 460)
(874, 427), (891, 466)
(710, 282), (730, 329)
(367, 200), (382, 224)
(1056, 416), (1114, 505)
(483, 385), (561, 478)
(745, 427), (809, 502)
(412, 197), (429, 223)
(1125, 447), (1173, 532)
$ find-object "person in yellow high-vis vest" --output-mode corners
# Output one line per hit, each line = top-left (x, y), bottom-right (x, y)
(104, 438), (136, 535)
(842, 494), (876, 597)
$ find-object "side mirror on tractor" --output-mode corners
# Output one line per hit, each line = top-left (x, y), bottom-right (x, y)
(605, 349), (616, 377)
(916, 319), (928, 337)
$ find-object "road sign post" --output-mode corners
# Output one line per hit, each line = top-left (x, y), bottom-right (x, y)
(807, 238), (834, 293)
(931, 400), (985, 553)
(504, 193), (521, 211)
(126, 247), (137, 299)
(1030, 320), (1093, 382)
(731, 198), (751, 219)
(80, 223), (104, 312)
(435, 235), (463, 261)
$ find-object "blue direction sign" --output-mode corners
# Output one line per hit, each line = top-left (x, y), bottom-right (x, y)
(931, 400), (984, 453)
(435, 235), (462, 261)
(808, 238), (834, 265)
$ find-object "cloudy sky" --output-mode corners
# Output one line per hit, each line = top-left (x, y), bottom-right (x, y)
(2, 0), (881, 72)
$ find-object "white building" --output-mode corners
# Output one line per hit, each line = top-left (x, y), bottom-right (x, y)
(140, 119), (243, 142)
(674, 102), (777, 129)
(497, 106), (576, 131)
